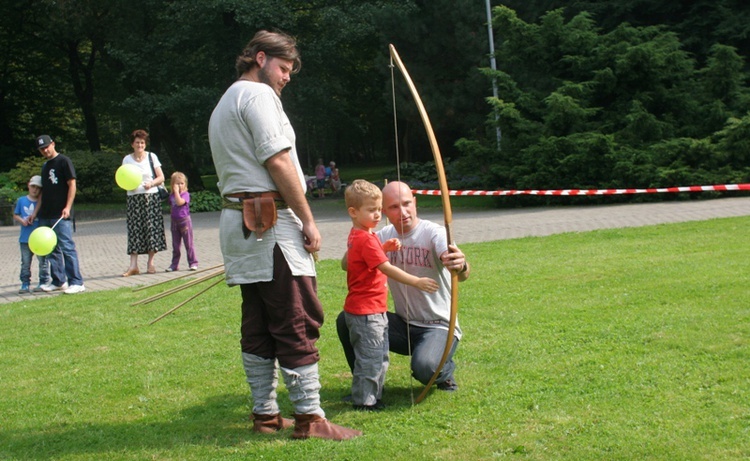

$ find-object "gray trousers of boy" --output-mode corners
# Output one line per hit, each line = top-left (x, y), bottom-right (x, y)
(344, 312), (389, 406)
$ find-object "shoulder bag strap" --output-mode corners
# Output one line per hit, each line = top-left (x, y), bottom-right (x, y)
(147, 152), (156, 179)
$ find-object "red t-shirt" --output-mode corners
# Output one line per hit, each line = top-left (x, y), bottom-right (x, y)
(344, 228), (389, 315)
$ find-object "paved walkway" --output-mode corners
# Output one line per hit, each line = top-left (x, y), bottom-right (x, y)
(1, 196), (748, 304)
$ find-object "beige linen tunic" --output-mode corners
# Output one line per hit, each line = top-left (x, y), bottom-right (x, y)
(209, 80), (314, 285)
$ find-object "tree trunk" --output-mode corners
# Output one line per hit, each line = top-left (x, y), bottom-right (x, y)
(150, 114), (205, 191)
(401, 122), (412, 163)
(0, 92), (19, 170)
(66, 40), (101, 152)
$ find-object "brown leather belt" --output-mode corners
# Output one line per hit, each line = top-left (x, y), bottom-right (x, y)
(225, 191), (283, 200)
(222, 191), (288, 210)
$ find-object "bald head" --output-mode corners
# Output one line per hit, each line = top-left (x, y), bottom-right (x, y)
(382, 181), (411, 202)
(382, 181), (418, 234)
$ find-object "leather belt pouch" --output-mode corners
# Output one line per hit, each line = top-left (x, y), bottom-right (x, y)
(242, 197), (277, 240)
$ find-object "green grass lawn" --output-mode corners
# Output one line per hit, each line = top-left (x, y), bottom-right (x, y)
(1, 217), (749, 460)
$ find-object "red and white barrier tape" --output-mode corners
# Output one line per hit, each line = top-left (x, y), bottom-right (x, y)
(413, 183), (750, 196)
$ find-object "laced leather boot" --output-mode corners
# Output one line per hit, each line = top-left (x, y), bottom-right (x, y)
(291, 414), (362, 441)
(252, 413), (294, 434)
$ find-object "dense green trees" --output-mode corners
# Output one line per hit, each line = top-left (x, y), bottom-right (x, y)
(3, 0), (486, 189)
(457, 6), (750, 193)
(2, 1), (750, 199)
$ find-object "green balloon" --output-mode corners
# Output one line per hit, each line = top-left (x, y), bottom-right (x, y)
(115, 164), (143, 191)
(29, 226), (57, 256)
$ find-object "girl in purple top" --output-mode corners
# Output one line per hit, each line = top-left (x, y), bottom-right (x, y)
(166, 172), (198, 271)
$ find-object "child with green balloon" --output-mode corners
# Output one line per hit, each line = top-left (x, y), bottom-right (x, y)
(13, 175), (50, 294)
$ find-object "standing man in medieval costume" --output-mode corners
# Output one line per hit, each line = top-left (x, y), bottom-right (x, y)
(209, 30), (360, 441)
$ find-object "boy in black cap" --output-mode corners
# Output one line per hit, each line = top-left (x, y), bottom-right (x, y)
(29, 135), (86, 294)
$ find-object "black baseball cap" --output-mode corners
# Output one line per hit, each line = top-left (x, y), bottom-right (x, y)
(36, 135), (53, 149)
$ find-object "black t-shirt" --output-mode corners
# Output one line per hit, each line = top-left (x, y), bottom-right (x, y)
(39, 154), (77, 219)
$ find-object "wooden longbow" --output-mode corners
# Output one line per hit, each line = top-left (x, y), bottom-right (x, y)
(389, 44), (459, 403)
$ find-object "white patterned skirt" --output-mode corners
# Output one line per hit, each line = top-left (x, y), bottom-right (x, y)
(126, 193), (167, 254)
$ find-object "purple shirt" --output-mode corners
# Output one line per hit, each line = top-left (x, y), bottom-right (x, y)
(169, 191), (191, 219)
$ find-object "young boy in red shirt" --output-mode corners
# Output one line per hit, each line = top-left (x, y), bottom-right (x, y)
(342, 180), (438, 411)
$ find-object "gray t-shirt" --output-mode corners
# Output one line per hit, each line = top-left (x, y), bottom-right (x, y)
(377, 219), (462, 339)
(209, 80), (314, 285)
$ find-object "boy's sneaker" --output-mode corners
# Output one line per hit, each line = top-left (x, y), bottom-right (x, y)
(437, 378), (459, 392)
(40, 282), (68, 293)
(18, 283), (31, 294)
(33, 285), (46, 293)
(64, 284), (86, 294)
(353, 400), (386, 412)
(189, 265), (198, 271)
(165, 267), (175, 272)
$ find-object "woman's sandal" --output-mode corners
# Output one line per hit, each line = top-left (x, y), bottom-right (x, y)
(147, 265), (156, 274)
(122, 267), (140, 277)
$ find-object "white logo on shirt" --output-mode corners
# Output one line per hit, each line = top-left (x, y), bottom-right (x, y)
(48, 169), (59, 185)
(23, 202), (35, 218)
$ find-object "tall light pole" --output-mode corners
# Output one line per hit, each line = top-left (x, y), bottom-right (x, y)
(485, 0), (502, 150)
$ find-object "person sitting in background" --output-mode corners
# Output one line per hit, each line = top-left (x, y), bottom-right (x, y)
(329, 161), (342, 193)
(314, 158), (326, 198)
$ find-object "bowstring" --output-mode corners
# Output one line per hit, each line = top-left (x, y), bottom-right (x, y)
(389, 52), (415, 405)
